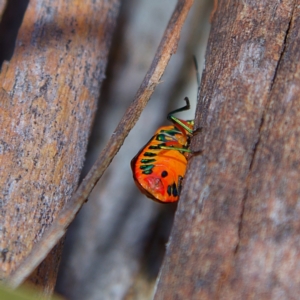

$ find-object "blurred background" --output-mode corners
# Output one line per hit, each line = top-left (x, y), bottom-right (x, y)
(0, 0), (212, 299)
(55, 1), (212, 299)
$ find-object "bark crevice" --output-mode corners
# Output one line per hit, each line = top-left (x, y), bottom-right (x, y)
(270, 3), (294, 91)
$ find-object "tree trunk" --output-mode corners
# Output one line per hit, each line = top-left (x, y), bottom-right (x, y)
(155, 0), (300, 299)
(0, 0), (120, 296)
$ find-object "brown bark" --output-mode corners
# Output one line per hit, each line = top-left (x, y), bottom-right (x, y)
(155, 0), (300, 299)
(0, 0), (120, 295)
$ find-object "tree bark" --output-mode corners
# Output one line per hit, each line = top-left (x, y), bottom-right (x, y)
(155, 0), (300, 299)
(0, 0), (120, 295)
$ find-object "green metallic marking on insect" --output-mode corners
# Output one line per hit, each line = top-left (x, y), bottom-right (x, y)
(141, 159), (156, 164)
(149, 145), (160, 150)
(156, 134), (167, 142)
(144, 152), (157, 157)
(149, 143), (166, 150)
(160, 128), (180, 136)
(140, 164), (154, 171)
(142, 170), (153, 175)
(159, 145), (192, 153)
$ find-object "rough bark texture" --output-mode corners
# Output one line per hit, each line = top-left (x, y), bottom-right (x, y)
(0, 0), (120, 295)
(155, 0), (300, 299)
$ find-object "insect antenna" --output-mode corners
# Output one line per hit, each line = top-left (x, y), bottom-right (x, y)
(167, 97), (193, 134)
(166, 57), (201, 135)
(167, 96), (190, 116)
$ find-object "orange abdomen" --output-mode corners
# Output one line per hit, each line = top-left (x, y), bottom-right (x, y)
(131, 123), (192, 203)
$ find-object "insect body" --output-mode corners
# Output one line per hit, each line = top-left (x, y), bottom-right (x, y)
(131, 97), (194, 203)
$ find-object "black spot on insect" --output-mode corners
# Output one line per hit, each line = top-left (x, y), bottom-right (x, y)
(167, 185), (172, 196)
(161, 171), (168, 178)
(141, 159), (156, 164)
(172, 182), (178, 197)
(144, 152), (157, 157)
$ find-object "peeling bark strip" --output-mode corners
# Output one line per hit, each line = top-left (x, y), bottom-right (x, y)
(7, 0), (194, 289)
(0, 0), (120, 292)
(155, 0), (298, 299)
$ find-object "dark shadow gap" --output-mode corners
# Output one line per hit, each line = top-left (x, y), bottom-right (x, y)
(0, 0), (29, 69)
